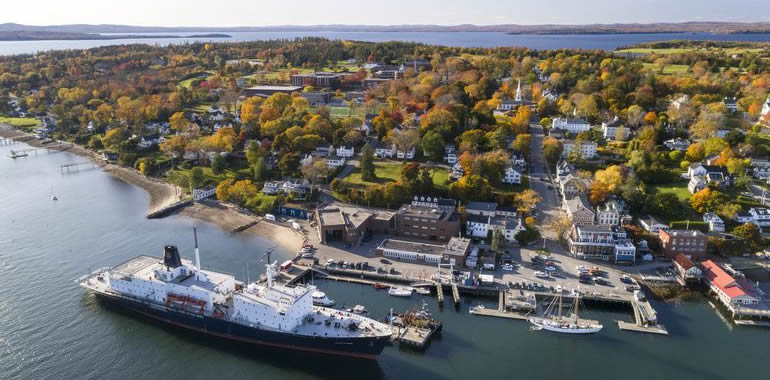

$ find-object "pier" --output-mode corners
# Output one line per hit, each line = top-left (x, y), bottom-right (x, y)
(451, 283), (460, 306)
(393, 326), (434, 348)
(436, 283), (444, 305)
(617, 298), (668, 335)
(146, 200), (192, 219)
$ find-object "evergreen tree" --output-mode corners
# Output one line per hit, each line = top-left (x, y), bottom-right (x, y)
(360, 143), (376, 182)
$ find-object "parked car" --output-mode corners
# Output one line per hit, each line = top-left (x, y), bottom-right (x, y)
(534, 271), (549, 278)
(502, 264), (514, 272)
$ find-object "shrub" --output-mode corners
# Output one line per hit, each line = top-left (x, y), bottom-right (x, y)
(668, 221), (709, 233)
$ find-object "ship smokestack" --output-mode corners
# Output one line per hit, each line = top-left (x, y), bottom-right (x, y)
(193, 227), (201, 270)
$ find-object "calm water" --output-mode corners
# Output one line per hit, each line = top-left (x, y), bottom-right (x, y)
(2, 31), (770, 55)
(0, 142), (768, 380)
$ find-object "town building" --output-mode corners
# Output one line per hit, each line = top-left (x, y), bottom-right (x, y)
(748, 207), (770, 227)
(760, 97), (770, 126)
(138, 134), (164, 149)
(673, 254), (703, 282)
(290, 72), (350, 89)
(659, 229), (708, 259)
(552, 117), (591, 134)
(565, 195), (595, 225)
(375, 239), (446, 265)
(556, 160), (574, 182)
(242, 85), (302, 97)
(502, 166), (522, 184)
(703, 212), (725, 232)
(466, 202), (498, 217)
(315, 204), (395, 245)
(466, 214), (490, 238)
(410, 196), (457, 212)
(568, 224), (636, 264)
(443, 237), (472, 267)
(394, 203), (461, 242)
(450, 162), (464, 180)
(596, 198), (623, 225)
(663, 138), (691, 151)
(601, 116), (629, 141)
(559, 174), (588, 200)
(444, 144), (458, 164)
(639, 216), (668, 233)
(325, 154), (346, 169)
(561, 140), (597, 159)
(701, 260), (760, 308)
(262, 179), (311, 197)
(371, 140), (395, 158)
(336, 145), (355, 158)
(192, 187), (216, 201)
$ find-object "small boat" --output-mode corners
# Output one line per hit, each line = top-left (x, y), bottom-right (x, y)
(469, 305), (486, 314)
(414, 287), (431, 295)
(312, 291), (335, 307)
(350, 305), (368, 314)
(51, 196), (58, 201)
(373, 283), (388, 290)
(388, 287), (414, 297)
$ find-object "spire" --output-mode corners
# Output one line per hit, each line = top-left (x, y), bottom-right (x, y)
(515, 78), (522, 103)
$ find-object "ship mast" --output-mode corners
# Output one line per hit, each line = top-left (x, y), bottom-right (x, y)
(557, 292), (563, 320)
(193, 227), (201, 270)
(574, 293), (580, 324)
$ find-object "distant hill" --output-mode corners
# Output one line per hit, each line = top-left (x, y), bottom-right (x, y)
(0, 30), (230, 41)
(2, 22), (770, 35)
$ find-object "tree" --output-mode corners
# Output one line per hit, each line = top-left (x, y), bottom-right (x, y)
(689, 188), (728, 214)
(515, 228), (541, 246)
(211, 154), (227, 174)
(685, 143), (705, 162)
(458, 151), (475, 176)
(648, 193), (682, 221)
(246, 140), (263, 166)
(189, 167), (204, 189)
(542, 137), (563, 168)
(703, 138), (729, 156)
(513, 134), (531, 157)
(227, 180), (259, 205)
(278, 152), (301, 176)
(593, 165), (624, 193)
(733, 223), (762, 251)
(391, 129), (420, 160)
(420, 130), (445, 161)
(359, 143), (376, 182)
(626, 105), (645, 128)
(169, 111), (188, 132)
(491, 230), (506, 255)
(514, 189), (541, 213)
(252, 157), (269, 182)
(159, 135), (187, 167)
(216, 178), (234, 201)
(548, 215), (572, 242)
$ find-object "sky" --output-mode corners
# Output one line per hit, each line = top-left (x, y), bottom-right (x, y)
(5, 0), (770, 27)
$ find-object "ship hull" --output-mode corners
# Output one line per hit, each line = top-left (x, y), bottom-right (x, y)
(92, 291), (390, 360)
(528, 318), (603, 334)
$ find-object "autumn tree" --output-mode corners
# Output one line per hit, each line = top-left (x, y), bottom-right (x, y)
(685, 142), (705, 162)
(689, 188), (728, 214)
(390, 129), (420, 160)
(514, 189), (541, 213)
(542, 137), (563, 168)
(513, 133), (531, 157)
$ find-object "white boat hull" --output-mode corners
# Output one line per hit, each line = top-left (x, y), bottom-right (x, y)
(388, 288), (413, 297)
(528, 318), (602, 334)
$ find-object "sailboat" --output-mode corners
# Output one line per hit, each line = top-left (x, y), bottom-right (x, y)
(528, 291), (603, 334)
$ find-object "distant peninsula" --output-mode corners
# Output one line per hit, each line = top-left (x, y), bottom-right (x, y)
(0, 30), (231, 41)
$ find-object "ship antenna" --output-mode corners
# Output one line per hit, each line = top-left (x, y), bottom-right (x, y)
(246, 262), (250, 284)
(193, 227), (201, 270)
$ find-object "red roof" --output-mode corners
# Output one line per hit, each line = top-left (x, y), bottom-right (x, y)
(701, 260), (755, 300)
(674, 254), (694, 270)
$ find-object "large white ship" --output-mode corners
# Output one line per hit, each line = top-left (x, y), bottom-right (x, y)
(76, 237), (393, 359)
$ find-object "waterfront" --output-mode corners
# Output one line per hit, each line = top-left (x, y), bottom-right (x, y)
(1, 142), (769, 380)
(2, 31), (770, 55)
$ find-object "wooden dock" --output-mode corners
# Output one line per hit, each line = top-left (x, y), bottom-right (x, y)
(436, 283), (444, 305)
(470, 306), (529, 320)
(734, 319), (770, 327)
(451, 283), (460, 305)
(617, 321), (669, 335)
(617, 299), (668, 335)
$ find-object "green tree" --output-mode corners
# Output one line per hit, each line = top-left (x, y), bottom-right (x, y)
(421, 131), (445, 161)
(189, 167), (204, 189)
(513, 134), (531, 157)
(211, 154), (227, 175)
(542, 137), (563, 169)
(491, 230), (506, 255)
(360, 143), (376, 182)
(733, 223), (763, 252)
(252, 157), (269, 182)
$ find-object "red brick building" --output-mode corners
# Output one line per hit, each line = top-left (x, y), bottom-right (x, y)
(659, 229), (707, 259)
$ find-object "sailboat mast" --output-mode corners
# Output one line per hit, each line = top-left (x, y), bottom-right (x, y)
(574, 294), (579, 324)
(557, 293), (563, 318)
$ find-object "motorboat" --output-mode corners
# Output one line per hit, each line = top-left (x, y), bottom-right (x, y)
(312, 291), (335, 307)
(351, 305), (368, 314)
(373, 283), (388, 290)
(388, 287), (414, 297)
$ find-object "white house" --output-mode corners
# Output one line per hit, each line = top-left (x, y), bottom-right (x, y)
(552, 117), (591, 134)
(466, 214), (490, 238)
(466, 201), (498, 217)
(596, 199), (623, 226)
(489, 216), (526, 242)
(192, 187), (216, 201)
(450, 162), (464, 180)
(138, 134), (164, 149)
(639, 216), (668, 233)
(761, 97), (770, 125)
(664, 138), (690, 151)
(749, 207), (770, 227)
(372, 140), (395, 158)
(502, 166), (522, 184)
(325, 154), (346, 169)
(562, 140), (597, 159)
(444, 144), (458, 164)
(336, 145), (355, 158)
(703, 212), (725, 232)
(396, 146), (416, 160)
(601, 117), (629, 141)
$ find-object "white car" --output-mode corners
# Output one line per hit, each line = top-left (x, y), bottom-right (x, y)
(502, 264), (514, 271)
(576, 265), (587, 271)
(326, 259), (335, 265)
(544, 266), (557, 272)
(534, 271), (549, 278)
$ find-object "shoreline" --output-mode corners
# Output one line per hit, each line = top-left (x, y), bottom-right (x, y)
(0, 124), (304, 254)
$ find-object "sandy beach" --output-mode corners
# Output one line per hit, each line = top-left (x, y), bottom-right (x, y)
(1, 124), (308, 254)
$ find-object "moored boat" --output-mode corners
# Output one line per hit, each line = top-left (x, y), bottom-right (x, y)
(388, 287), (414, 297)
(528, 292), (602, 334)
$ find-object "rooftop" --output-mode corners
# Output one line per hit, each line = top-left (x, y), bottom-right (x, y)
(378, 239), (446, 257)
(466, 201), (498, 212)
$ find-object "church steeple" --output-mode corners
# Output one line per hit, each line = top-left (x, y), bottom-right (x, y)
(515, 78), (522, 103)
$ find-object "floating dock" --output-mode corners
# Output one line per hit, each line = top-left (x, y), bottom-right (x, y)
(617, 298), (668, 335)
(394, 326), (434, 348)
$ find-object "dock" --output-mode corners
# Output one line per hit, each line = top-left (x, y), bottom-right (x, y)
(146, 200), (192, 219)
(733, 319), (770, 328)
(436, 283), (444, 305)
(470, 306), (529, 320)
(617, 299), (668, 335)
(394, 326), (434, 349)
(451, 283), (460, 305)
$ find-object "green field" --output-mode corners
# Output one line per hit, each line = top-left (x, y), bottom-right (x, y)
(648, 182), (691, 202)
(341, 161), (451, 190)
(0, 116), (40, 129)
(641, 63), (690, 74)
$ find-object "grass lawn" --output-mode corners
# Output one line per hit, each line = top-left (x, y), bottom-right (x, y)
(648, 182), (691, 202)
(491, 175), (530, 194)
(0, 116), (40, 129)
(641, 63), (689, 74)
(343, 161), (403, 186)
(170, 164), (252, 188)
